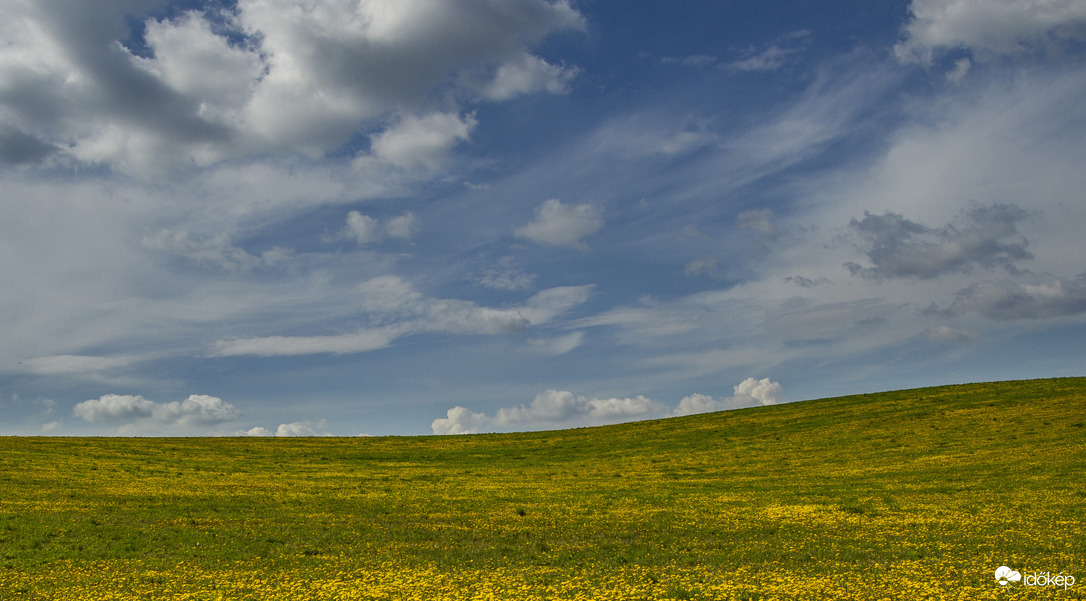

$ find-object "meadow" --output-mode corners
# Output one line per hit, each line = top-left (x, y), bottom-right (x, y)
(1, 378), (1083, 600)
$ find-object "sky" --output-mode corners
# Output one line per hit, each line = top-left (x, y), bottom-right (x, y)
(2, 0), (1085, 436)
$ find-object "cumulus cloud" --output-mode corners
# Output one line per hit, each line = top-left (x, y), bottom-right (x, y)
(371, 112), (477, 171)
(213, 277), (592, 356)
(384, 212), (417, 240)
(895, 0), (1086, 65)
(433, 379), (786, 433)
(345, 211), (417, 245)
(515, 199), (603, 250)
(275, 420), (328, 437)
(673, 378), (786, 416)
(843, 203), (1032, 280)
(345, 211), (381, 245)
(234, 420), (332, 436)
(469, 52), (581, 101)
(73, 393), (241, 428)
(431, 406), (492, 435)
(432, 389), (665, 434)
(0, 0), (585, 174)
(136, 10), (265, 119)
(73, 394), (156, 422)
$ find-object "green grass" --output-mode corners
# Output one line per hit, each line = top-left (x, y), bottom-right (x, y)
(1, 377), (1083, 599)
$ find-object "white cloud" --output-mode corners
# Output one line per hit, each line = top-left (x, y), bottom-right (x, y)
(345, 211), (418, 245)
(515, 199), (603, 250)
(734, 376), (786, 405)
(515, 284), (594, 324)
(471, 52), (581, 101)
(526, 331), (584, 355)
(73, 393), (241, 429)
(943, 274), (1086, 321)
(212, 278), (592, 356)
(660, 55), (717, 67)
(142, 229), (292, 272)
(684, 257), (719, 278)
(0, 0), (585, 175)
(432, 380), (785, 433)
(158, 394), (244, 426)
(475, 257), (537, 291)
(235, 421), (331, 436)
(213, 327), (403, 357)
(673, 393), (720, 416)
(674, 377), (787, 416)
(371, 112), (477, 171)
(737, 208), (779, 238)
(19, 355), (135, 376)
(73, 394), (156, 422)
(726, 31), (811, 72)
(842, 203), (1033, 281)
(923, 325), (978, 342)
(432, 389), (665, 434)
(275, 420), (328, 437)
(728, 46), (794, 72)
(945, 57), (971, 83)
(346, 211), (381, 245)
(431, 406), (491, 435)
(137, 11), (264, 121)
(895, 0), (1086, 64)
(656, 131), (717, 156)
(385, 212), (417, 239)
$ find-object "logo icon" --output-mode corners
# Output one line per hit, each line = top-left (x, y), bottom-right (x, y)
(995, 566), (1022, 586)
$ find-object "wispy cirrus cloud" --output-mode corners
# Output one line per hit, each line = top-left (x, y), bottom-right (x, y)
(213, 277), (593, 356)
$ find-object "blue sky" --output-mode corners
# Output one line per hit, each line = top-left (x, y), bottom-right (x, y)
(2, 0), (1085, 436)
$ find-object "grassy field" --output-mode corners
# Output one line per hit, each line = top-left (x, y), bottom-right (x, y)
(1, 378), (1083, 600)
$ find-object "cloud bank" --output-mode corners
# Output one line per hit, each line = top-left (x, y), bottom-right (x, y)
(432, 378), (786, 434)
(73, 393), (241, 432)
